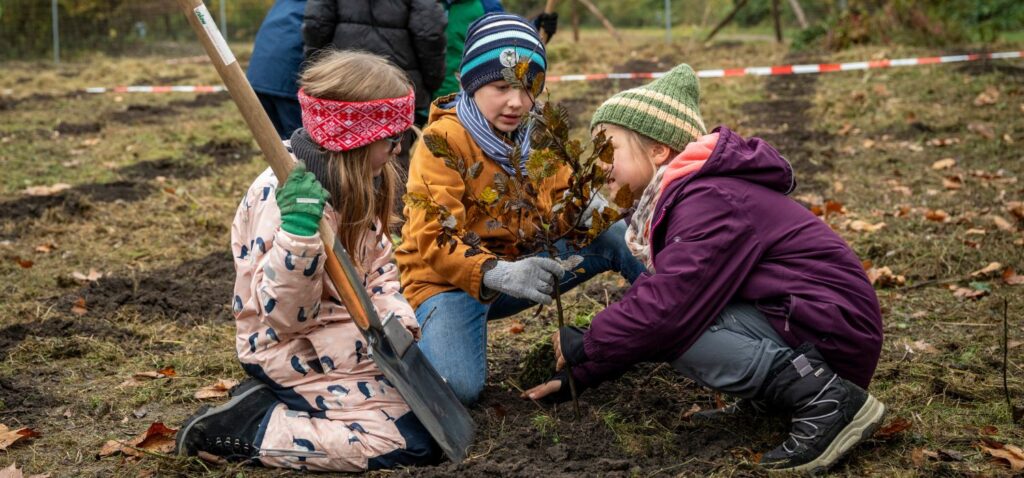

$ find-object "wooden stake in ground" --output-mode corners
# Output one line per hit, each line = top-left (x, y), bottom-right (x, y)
(787, 0), (809, 29)
(575, 0), (622, 44)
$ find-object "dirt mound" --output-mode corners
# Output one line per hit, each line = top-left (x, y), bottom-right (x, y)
(60, 251), (235, 324)
(107, 104), (176, 124)
(169, 91), (230, 109)
(0, 375), (61, 418)
(0, 317), (139, 360)
(196, 138), (258, 165)
(118, 157), (206, 181)
(56, 121), (102, 135)
(957, 61), (1024, 78)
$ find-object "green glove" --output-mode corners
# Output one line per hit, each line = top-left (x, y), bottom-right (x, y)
(276, 163), (329, 237)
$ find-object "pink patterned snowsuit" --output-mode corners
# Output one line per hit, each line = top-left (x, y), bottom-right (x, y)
(231, 166), (438, 471)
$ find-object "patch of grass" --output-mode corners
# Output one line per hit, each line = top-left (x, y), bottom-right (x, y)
(531, 412), (561, 443)
(600, 410), (674, 457)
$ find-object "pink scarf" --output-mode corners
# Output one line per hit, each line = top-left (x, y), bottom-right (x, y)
(625, 133), (719, 272)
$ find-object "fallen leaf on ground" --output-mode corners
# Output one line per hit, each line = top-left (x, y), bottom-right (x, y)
(927, 138), (960, 147)
(848, 220), (886, 232)
(973, 86), (1000, 106)
(15, 258), (33, 269)
(1004, 268), (1024, 286)
(0, 463), (21, 478)
(1007, 202), (1024, 220)
(98, 422), (177, 458)
(22, 183), (71, 196)
(120, 367), (176, 387)
(925, 210), (950, 222)
(0, 425), (40, 450)
(34, 243), (57, 254)
(71, 269), (103, 283)
(942, 176), (963, 190)
(931, 158), (956, 170)
(990, 215), (1016, 232)
(507, 322), (525, 334)
(952, 287), (988, 300)
(911, 448), (926, 467)
(874, 417), (912, 439)
(194, 379), (239, 400)
(979, 440), (1024, 471)
(70, 297), (87, 316)
(680, 403), (702, 421)
(971, 262), (1003, 277)
(866, 267), (906, 287)
(968, 122), (996, 140)
(965, 228), (987, 235)
(906, 340), (939, 355)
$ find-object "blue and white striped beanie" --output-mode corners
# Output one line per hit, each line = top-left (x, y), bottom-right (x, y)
(459, 13), (547, 96)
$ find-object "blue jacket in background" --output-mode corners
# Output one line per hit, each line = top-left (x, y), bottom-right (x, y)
(247, 0), (306, 98)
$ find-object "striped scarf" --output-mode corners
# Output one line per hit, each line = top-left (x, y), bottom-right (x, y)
(455, 91), (533, 175)
(624, 165), (669, 274)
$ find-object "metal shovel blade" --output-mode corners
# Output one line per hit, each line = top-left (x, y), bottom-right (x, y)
(330, 237), (475, 463)
(364, 325), (475, 463)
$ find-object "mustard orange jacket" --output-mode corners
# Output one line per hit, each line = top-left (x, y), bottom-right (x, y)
(397, 97), (571, 309)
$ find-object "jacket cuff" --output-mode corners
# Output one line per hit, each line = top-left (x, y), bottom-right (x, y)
(560, 326), (589, 365)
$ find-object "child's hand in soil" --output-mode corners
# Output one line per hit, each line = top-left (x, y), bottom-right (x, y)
(521, 370), (567, 402)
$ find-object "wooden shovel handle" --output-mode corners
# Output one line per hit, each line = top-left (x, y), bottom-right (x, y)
(175, 0), (372, 330)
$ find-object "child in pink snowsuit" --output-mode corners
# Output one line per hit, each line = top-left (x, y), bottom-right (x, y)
(175, 51), (440, 472)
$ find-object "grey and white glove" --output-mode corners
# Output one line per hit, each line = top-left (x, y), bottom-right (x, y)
(579, 192), (610, 229)
(482, 257), (565, 305)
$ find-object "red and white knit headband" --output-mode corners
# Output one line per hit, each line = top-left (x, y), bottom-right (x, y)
(297, 87), (415, 152)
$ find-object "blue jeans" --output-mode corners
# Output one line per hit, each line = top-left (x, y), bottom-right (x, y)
(414, 220), (644, 404)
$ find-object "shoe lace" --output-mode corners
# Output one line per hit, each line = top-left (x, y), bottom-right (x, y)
(782, 374), (840, 454)
(205, 435), (257, 460)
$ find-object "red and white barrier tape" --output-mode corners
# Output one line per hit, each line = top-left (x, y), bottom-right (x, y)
(80, 50), (1022, 93)
(84, 85), (225, 94)
(548, 50), (1024, 82)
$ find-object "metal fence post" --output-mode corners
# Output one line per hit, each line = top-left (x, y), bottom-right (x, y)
(219, 0), (228, 40)
(665, 0), (671, 42)
(52, 0), (60, 64)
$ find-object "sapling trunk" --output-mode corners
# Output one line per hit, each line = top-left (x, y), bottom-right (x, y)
(552, 277), (581, 419)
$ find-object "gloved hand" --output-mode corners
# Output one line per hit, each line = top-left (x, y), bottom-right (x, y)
(533, 12), (558, 41)
(578, 192), (609, 229)
(482, 257), (565, 305)
(276, 163), (329, 237)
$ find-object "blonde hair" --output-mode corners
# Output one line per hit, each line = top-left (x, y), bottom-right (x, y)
(300, 50), (410, 259)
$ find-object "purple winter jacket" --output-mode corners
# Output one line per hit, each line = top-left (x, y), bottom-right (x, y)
(574, 126), (883, 390)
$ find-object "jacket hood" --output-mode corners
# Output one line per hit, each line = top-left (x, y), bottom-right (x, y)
(427, 93), (459, 124)
(665, 126), (796, 195)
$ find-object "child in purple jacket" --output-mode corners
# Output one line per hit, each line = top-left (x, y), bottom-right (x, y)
(523, 64), (886, 474)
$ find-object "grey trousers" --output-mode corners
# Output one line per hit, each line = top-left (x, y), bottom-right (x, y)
(670, 302), (792, 399)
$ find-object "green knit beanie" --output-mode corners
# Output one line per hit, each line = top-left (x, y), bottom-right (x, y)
(590, 63), (706, 152)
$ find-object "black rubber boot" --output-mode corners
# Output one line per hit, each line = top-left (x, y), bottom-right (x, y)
(758, 344), (886, 473)
(175, 380), (279, 462)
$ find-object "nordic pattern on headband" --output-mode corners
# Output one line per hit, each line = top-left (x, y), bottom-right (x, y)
(297, 88), (415, 152)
